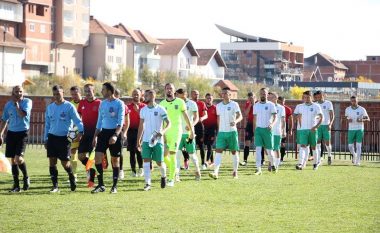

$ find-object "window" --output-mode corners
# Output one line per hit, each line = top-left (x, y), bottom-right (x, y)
(28, 4), (34, 13)
(64, 10), (74, 22)
(63, 26), (73, 38)
(107, 37), (115, 49)
(116, 57), (122, 64)
(107, 56), (114, 63)
(74, 68), (80, 74)
(29, 23), (35, 32)
(40, 24), (46, 33)
(36, 5), (45, 16)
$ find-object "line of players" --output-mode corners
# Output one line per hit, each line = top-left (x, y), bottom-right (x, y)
(0, 84), (369, 193)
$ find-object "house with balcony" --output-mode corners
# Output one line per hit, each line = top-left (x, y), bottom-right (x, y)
(114, 23), (162, 84)
(156, 39), (199, 78)
(84, 16), (128, 81)
(304, 53), (348, 82)
(196, 49), (226, 82)
(0, 0), (26, 86)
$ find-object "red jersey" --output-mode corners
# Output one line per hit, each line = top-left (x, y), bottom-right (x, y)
(203, 104), (217, 128)
(127, 102), (146, 129)
(284, 105), (293, 123)
(245, 101), (254, 123)
(78, 99), (101, 131)
(195, 100), (207, 119)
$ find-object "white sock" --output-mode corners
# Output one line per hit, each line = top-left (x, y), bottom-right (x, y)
(348, 144), (356, 158)
(316, 143), (322, 158)
(214, 153), (222, 175)
(189, 153), (200, 173)
(160, 162), (166, 178)
(304, 147), (310, 167)
(256, 147), (262, 168)
(143, 162), (151, 185)
(232, 154), (239, 172)
(274, 156), (280, 168)
(266, 149), (274, 165)
(176, 150), (182, 173)
(313, 149), (319, 165)
(298, 147), (305, 165)
(356, 143), (362, 164)
(326, 145), (332, 158)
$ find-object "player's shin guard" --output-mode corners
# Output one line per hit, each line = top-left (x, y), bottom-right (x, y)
(95, 163), (104, 186)
(256, 147), (262, 168)
(49, 166), (58, 188)
(232, 154), (239, 172)
(206, 144), (213, 162)
(313, 149), (319, 165)
(143, 162), (151, 185)
(168, 154), (176, 181)
(266, 149), (274, 165)
(18, 162), (28, 178)
(326, 145), (332, 158)
(356, 143), (362, 164)
(280, 146), (286, 161)
(175, 151), (182, 173)
(160, 162), (166, 178)
(112, 167), (119, 187)
(298, 147), (306, 165)
(64, 166), (74, 180)
(199, 144), (205, 165)
(243, 146), (250, 161)
(12, 165), (19, 187)
(348, 143), (356, 160)
(190, 153), (200, 173)
(214, 153), (222, 175)
(316, 144), (322, 159)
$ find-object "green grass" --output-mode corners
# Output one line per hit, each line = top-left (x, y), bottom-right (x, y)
(0, 148), (379, 233)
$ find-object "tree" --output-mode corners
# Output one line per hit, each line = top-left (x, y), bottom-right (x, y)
(115, 67), (135, 96)
(185, 76), (214, 96)
(290, 85), (309, 100)
(140, 65), (154, 88)
(103, 64), (112, 81)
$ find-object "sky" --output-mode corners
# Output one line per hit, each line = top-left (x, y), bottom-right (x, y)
(91, 0), (380, 60)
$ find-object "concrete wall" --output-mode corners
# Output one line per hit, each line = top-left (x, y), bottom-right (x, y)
(0, 46), (25, 86)
(84, 33), (106, 79)
(55, 44), (84, 76)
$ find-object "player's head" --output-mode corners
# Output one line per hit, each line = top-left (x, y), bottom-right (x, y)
(278, 96), (285, 105)
(114, 89), (121, 98)
(144, 89), (156, 103)
(176, 88), (187, 100)
(102, 82), (115, 98)
(205, 93), (213, 104)
(259, 87), (269, 102)
(191, 90), (199, 101)
(268, 92), (278, 103)
(131, 88), (142, 102)
(12, 85), (24, 100)
(302, 90), (312, 103)
(52, 85), (64, 102)
(165, 83), (175, 98)
(313, 90), (323, 102)
(83, 83), (95, 100)
(221, 87), (231, 101)
(247, 92), (256, 103)
(70, 86), (81, 102)
(350, 96), (358, 106)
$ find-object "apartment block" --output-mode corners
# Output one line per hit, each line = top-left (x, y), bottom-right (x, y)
(216, 24), (304, 84)
(342, 56), (380, 83)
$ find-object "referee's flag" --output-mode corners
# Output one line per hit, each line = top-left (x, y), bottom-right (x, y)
(0, 152), (11, 174)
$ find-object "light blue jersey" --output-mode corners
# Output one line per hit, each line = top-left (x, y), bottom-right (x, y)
(44, 101), (83, 140)
(96, 98), (125, 130)
(2, 98), (32, 132)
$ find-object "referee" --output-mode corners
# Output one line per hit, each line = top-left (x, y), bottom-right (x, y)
(92, 82), (125, 194)
(0, 86), (32, 192)
(44, 85), (84, 193)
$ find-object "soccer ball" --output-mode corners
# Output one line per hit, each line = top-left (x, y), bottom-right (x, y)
(67, 127), (79, 143)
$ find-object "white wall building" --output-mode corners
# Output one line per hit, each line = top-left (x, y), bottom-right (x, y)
(196, 49), (226, 82)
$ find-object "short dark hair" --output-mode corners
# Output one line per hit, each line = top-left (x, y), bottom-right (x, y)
(260, 87), (269, 92)
(350, 96), (357, 99)
(52, 85), (63, 92)
(165, 83), (174, 89)
(70, 86), (80, 92)
(205, 93), (212, 97)
(176, 88), (186, 94)
(103, 82), (115, 94)
(278, 96), (285, 102)
(303, 90), (311, 96)
(222, 87), (230, 91)
(247, 92), (253, 97)
(84, 83), (94, 89)
(314, 90), (322, 96)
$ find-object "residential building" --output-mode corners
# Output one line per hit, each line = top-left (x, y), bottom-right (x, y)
(84, 16), (127, 81)
(214, 79), (239, 99)
(342, 56), (380, 83)
(304, 53), (348, 82)
(0, 0), (25, 86)
(216, 24), (304, 84)
(156, 39), (199, 78)
(115, 23), (162, 83)
(196, 49), (226, 82)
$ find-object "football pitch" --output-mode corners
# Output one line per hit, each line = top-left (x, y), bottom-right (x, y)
(0, 148), (379, 233)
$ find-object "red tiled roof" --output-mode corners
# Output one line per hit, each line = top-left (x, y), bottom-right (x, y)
(156, 39), (199, 56)
(0, 29), (26, 48)
(90, 17), (127, 37)
(319, 53), (348, 70)
(197, 49), (226, 68)
(114, 24), (162, 44)
(214, 80), (239, 91)
(3, 0), (21, 4)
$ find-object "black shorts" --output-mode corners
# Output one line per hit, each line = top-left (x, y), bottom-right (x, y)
(47, 134), (71, 161)
(5, 130), (28, 158)
(78, 132), (94, 154)
(245, 122), (254, 141)
(281, 137), (287, 143)
(194, 122), (204, 145)
(95, 129), (122, 157)
(127, 128), (138, 151)
(204, 126), (217, 145)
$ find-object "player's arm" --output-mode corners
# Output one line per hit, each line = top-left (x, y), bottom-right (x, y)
(182, 111), (194, 139)
(200, 107), (208, 122)
(328, 104), (335, 130)
(192, 111), (199, 126)
(268, 113), (277, 130)
(252, 114), (256, 133)
(288, 113), (294, 135)
(44, 107), (51, 149)
(113, 101), (126, 138)
(136, 118), (144, 150)
(93, 105), (103, 147)
(312, 113), (323, 131)
(234, 111), (243, 126)
(122, 112), (130, 140)
(70, 105), (84, 141)
(161, 117), (171, 136)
